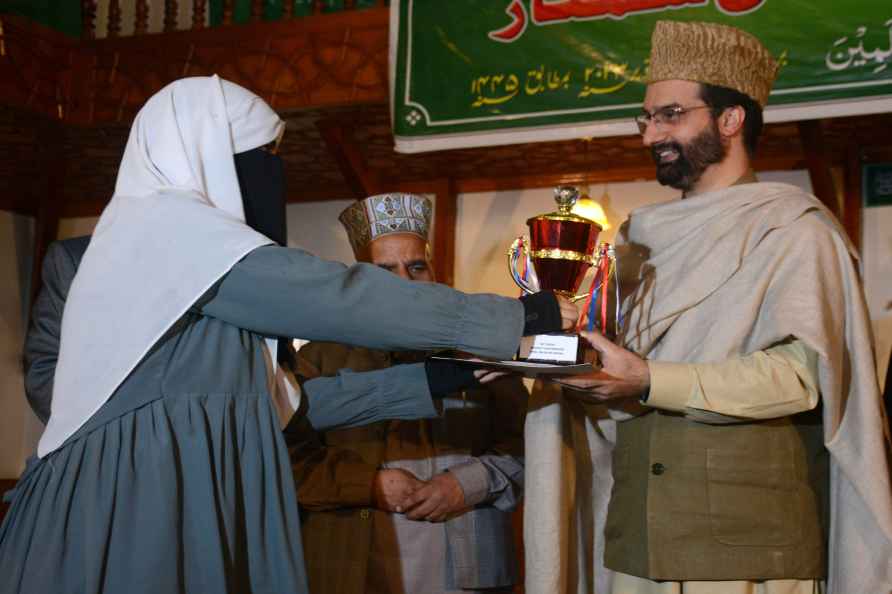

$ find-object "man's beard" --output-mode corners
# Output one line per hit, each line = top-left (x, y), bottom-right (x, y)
(651, 120), (726, 192)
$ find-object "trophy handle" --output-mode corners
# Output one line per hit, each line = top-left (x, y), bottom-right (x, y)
(576, 243), (620, 333)
(507, 237), (540, 294)
(570, 248), (607, 301)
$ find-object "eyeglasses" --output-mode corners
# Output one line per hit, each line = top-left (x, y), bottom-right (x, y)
(634, 104), (712, 134)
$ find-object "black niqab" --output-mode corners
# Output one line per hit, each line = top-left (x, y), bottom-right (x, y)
(234, 148), (287, 246)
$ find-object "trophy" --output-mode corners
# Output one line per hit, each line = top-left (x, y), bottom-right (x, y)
(508, 186), (617, 364)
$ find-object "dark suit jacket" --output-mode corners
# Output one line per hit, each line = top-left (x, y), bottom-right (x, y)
(23, 236), (91, 424)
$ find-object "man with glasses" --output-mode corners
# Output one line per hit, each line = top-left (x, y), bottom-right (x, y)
(557, 20), (892, 594)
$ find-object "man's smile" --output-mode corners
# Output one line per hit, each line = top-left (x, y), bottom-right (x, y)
(652, 143), (681, 165)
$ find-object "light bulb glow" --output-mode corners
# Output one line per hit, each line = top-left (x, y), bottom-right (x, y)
(571, 198), (610, 230)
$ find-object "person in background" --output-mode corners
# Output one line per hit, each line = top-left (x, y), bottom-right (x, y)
(291, 193), (526, 594)
(23, 235), (90, 425)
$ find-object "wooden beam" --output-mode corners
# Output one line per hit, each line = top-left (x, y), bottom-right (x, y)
(440, 155), (807, 195)
(317, 118), (380, 200)
(451, 167), (656, 194)
(0, 194), (35, 216)
(0, 9), (390, 125)
(753, 155), (808, 173)
(798, 120), (841, 218)
(59, 198), (108, 218)
(430, 179), (457, 287)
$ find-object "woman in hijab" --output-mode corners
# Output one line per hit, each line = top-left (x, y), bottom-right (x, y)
(0, 76), (571, 593)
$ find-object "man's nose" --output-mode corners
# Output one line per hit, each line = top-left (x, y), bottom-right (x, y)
(641, 121), (665, 147)
(395, 265), (412, 281)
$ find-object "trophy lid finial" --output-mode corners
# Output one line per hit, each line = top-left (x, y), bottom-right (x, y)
(554, 186), (579, 215)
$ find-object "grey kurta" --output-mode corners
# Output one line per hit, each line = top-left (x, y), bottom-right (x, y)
(2, 243), (524, 594)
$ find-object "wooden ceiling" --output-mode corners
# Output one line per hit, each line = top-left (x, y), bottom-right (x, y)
(3, 100), (892, 218)
(3, 5), (890, 292)
(1, 7), (891, 220)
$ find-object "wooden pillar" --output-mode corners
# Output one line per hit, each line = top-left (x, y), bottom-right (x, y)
(29, 123), (65, 306)
(81, 0), (97, 39)
(164, 0), (179, 32)
(798, 120), (841, 219)
(222, 0), (234, 25)
(431, 178), (457, 287)
(250, 0), (264, 22)
(30, 199), (61, 306)
(106, 0), (121, 37)
(135, 0), (149, 34)
(842, 147), (863, 250)
(317, 118), (381, 200)
(192, 0), (207, 29)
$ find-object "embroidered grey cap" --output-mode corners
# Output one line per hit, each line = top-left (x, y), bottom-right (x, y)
(339, 193), (433, 257)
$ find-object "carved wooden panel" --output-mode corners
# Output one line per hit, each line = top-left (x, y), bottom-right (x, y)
(0, 17), (82, 124)
(11, 100), (886, 219)
(164, 0), (179, 33)
(107, 0), (122, 38)
(0, 10), (389, 126)
(135, 0), (149, 35)
(82, 1), (98, 39)
(2, 11), (890, 222)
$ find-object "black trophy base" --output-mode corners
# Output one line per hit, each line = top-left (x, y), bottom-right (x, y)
(517, 333), (594, 365)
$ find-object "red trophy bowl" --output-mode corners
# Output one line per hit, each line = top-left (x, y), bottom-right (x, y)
(508, 186), (602, 363)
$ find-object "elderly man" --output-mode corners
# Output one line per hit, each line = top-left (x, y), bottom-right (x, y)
(290, 193), (527, 594)
(552, 20), (892, 594)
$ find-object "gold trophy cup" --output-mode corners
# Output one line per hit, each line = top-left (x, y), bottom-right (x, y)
(508, 186), (603, 364)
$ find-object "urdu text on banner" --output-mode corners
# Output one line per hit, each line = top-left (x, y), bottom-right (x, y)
(390, 0), (892, 153)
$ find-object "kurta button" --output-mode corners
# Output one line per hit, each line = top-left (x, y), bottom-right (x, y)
(651, 463), (666, 475)
(359, 508), (371, 520)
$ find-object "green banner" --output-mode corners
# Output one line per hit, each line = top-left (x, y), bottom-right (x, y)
(392, 1), (892, 152)
(0, 0), (81, 37)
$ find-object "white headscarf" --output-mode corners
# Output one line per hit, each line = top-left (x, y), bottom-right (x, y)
(39, 76), (285, 457)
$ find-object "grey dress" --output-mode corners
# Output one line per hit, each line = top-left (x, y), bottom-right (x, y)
(0, 244), (524, 594)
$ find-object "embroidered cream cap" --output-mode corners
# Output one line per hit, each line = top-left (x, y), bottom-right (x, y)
(647, 20), (779, 107)
(339, 193), (432, 257)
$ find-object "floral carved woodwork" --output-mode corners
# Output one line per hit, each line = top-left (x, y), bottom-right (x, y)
(0, 9), (389, 126)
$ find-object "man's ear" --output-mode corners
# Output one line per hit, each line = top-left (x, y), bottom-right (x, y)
(718, 105), (745, 138)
